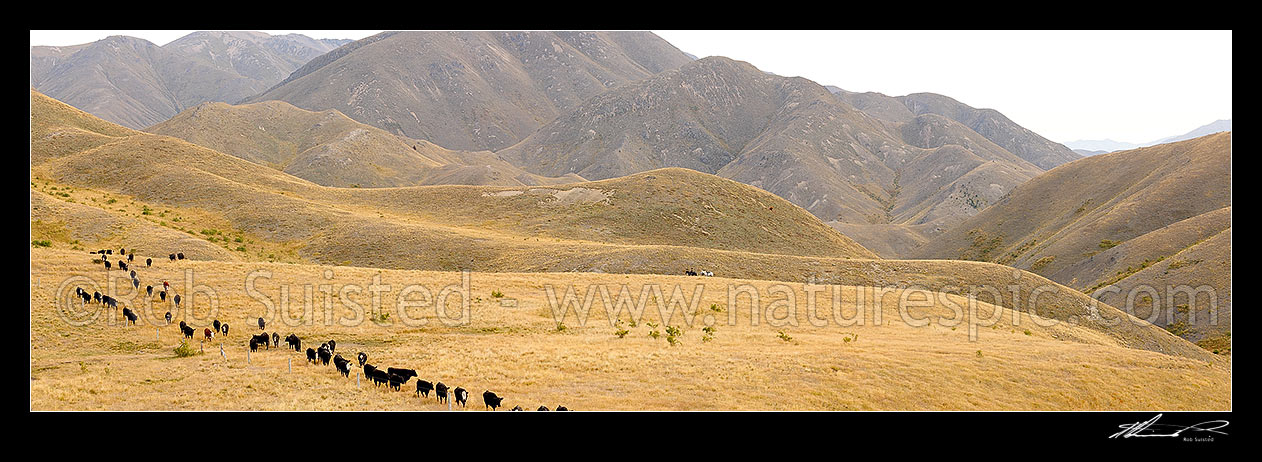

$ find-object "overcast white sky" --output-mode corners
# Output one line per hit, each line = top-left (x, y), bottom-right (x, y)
(30, 30), (1232, 144)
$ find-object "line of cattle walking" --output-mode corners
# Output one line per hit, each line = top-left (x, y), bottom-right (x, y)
(75, 248), (571, 411)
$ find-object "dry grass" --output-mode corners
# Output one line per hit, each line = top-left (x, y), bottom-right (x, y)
(30, 248), (1230, 411)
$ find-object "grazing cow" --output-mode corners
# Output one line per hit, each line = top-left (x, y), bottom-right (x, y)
(284, 334), (300, 351)
(510, 405), (523, 411)
(364, 364), (377, 379)
(213, 320), (221, 332)
(159, 291), (167, 302)
(555, 406), (570, 411)
(482, 390), (504, 411)
(129, 270), (136, 279)
(252, 333), (271, 350)
(169, 253), (176, 262)
(221, 323), (229, 336)
(249, 338), (260, 352)
(388, 373), (404, 391)
(181, 325), (195, 339)
(537, 406), (549, 411)
(257, 317), (265, 330)
(174, 294), (181, 308)
(120, 248), (126, 255)
(147, 285), (153, 296)
(146, 258), (152, 267)
(177, 252), (185, 260)
(163, 281), (170, 291)
(104, 296), (118, 310)
(370, 370), (390, 387)
(179, 320), (187, 330)
(272, 332), (280, 348)
(386, 368), (417, 383)
(132, 278), (140, 289)
(357, 352), (367, 367)
(79, 290), (91, 305)
(685, 269), (697, 276)
(435, 382), (449, 403)
(165, 312), (172, 323)
(204, 328), (214, 341)
(327, 340), (336, 353)
(452, 388), (468, 407)
(93, 291), (101, 303)
(306, 348), (318, 364)
(119, 261), (128, 272)
(106, 250), (112, 255)
(416, 380), (434, 398)
(104, 260), (111, 271)
(128, 253), (134, 262)
(317, 346), (332, 366)
(122, 308), (138, 326)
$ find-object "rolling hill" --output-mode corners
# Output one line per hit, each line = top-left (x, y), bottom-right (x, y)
(31, 88), (1221, 364)
(243, 31), (694, 152)
(30, 32), (349, 130)
(145, 100), (580, 188)
(913, 132), (1232, 348)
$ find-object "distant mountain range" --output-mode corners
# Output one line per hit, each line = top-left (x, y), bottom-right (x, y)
(30, 31), (350, 129)
(1066, 119), (1231, 155)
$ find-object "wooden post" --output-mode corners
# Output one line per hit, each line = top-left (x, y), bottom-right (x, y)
(247, 348), (251, 364)
(356, 371), (360, 388)
(288, 357), (292, 373)
(220, 344), (225, 360)
(156, 328), (160, 342)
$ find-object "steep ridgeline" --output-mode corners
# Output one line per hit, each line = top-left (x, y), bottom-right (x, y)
(833, 89), (1082, 170)
(30, 32), (349, 130)
(913, 133), (1232, 350)
(498, 57), (1047, 256)
(243, 31), (694, 152)
(146, 100), (581, 188)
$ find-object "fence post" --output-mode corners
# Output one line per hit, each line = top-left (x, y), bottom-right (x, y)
(156, 328), (160, 342)
(288, 357), (292, 373)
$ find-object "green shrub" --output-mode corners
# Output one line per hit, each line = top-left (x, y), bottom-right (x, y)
(31, 240), (52, 248)
(173, 340), (201, 357)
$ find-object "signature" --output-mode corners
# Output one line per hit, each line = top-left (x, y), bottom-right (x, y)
(1110, 414), (1229, 439)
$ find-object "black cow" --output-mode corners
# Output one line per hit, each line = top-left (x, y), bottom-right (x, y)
(249, 338), (260, 352)
(132, 278), (140, 289)
(122, 308), (138, 326)
(482, 390), (504, 411)
(453, 387), (469, 407)
(357, 352), (367, 367)
(165, 312), (172, 323)
(147, 285), (153, 296)
(334, 356), (351, 377)
(537, 406), (550, 411)
(555, 406), (570, 411)
(285, 334), (301, 351)
(317, 347), (332, 366)
(128, 253), (134, 262)
(306, 348), (318, 364)
(181, 325), (195, 339)
(272, 332), (280, 348)
(415, 380), (434, 398)
(179, 320), (187, 330)
(435, 382), (449, 403)
(177, 252), (185, 260)
(159, 291), (167, 302)
(119, 261), (128, 272)
(221, 323), (229, 336)
(213, 320), (221, 332)
(510, 405), (523, 411)
(388, 373), (404, 391)
(93, 291), (101, 303)
(386, 368), (417, 383)
(173, 294), (181, 309)
(252, 333), (271, 350)
(369, 369), (389, 387)
(129, 270), (136, 279)
(120, 248), (126, 255)
(146, 258), (152, 267)
(257, 317), (265, 330)
(327, 340), (336, 353)
(104, 260), (111, 271)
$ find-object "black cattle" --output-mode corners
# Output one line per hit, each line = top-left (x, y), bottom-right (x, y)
(119, 261), (128, 272)
(334, 356), (351, 377)
(415, 380), (434, 398)
(177, 252), (185, 260)
(120, 248), (126, 255)
(146, 258), (152, 267)
(435, 383), (449, 403)
(213, 320), (221, 332)
(146, 285), (153, 296)
(386, 368), (417, 383)
(132, 278), (140, 289)
(317, 347), (332, 366)
(453, 387), (469, 407)
(122, 308), (138, 326)
(367, 368), (389, 387)
(106, 249), (112, 255)
(555, 406), (570, 411)
(128, 253), (134, 262)
(93, 291), (101, 303)
(257, 317), (265, 330)
(104, 260), (111, 270)
(159, 291), (167, 302)
(221, 323), (229, 336)
(364, 364), (377, 379)
(482, 390), (504, 411)
(79, 291), (91, 305)
(249, 338), (260, 352)
(179, 320), (187, 330)
(103, 296), (118, 310)
(388, 373), (404, 391)
(685, 269), (698, 276)
(306, 348), (318, 364)
(165, 312), (172, 323)
(285, 334), (300, 351)
(129, 270), (136, 279)
(169, 253), (176, 262)
(252, 333), (271, 350)
(510, 405), (524, 411)
(357, 352), (367, 367)
(181, 325), (195, 339)
(537, 406), (549, 411)
(272, 332), (280, 348)
(174, 294), (181, 308)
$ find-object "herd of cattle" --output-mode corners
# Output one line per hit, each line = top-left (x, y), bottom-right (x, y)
(74, 248), (571, 411)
